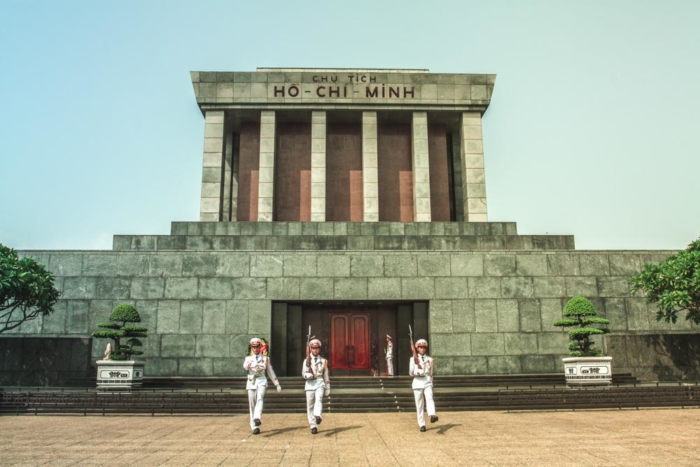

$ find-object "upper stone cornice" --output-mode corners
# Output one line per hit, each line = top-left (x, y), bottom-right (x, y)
(190, 68), (496, 113)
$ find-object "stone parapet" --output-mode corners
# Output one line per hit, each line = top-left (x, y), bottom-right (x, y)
(169, 221), (518, 237)
(112, 234), (575, 252)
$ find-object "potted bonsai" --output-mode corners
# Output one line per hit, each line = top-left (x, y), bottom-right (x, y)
(554, 295), (612, 386)
(92, 303), (148, 389)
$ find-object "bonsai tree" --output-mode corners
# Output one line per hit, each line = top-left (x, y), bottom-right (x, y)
(630, 237), (700, 325)
(92, 303), (148, 360)
(554, 296), (610, 356)
(0, 243), (60, 333)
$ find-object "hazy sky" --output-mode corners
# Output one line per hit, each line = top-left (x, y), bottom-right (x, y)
(1, 0), (698, 251)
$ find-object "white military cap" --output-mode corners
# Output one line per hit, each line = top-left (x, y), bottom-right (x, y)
(309, 338), (322, 348)
(250, 337), (262, 346)
(415, 339), (428, 347)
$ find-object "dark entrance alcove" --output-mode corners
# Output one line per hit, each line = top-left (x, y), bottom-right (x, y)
(270, 301), (428, 376)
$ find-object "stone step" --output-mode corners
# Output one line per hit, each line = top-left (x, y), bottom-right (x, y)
(113, 234), (575, 251)
(62, 373), (639, 390)
(170, 221), (519, 237)
(5, 384), (695, 415)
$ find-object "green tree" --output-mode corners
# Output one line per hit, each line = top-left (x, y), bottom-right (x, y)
(92, 303), (148, 360)
(630, 238), (700, 325)
(554, 295), (610, 357)
(0, 243), (60, 334)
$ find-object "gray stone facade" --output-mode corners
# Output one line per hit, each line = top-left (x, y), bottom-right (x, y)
(8, 223), (691, 379)
(4, 68), (694, 383)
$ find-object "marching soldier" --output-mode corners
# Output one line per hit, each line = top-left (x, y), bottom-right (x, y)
(243, 337), (281, 435)
(409, 338), (438, 432)
(302, 338), (330, 434)
(385, 335), (394, 376)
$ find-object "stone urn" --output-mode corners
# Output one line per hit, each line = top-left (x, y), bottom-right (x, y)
(563, 356), (612, 386)
(96, 360), (144, 389)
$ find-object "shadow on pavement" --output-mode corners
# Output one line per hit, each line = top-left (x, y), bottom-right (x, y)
(263, 426), (306, 437)
(433, 423), (461, 434)
(323, 425), (364, 437)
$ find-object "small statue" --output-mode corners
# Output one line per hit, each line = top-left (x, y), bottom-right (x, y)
(103, 343), (112, 360)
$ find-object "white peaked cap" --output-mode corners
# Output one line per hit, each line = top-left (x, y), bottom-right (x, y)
(415, 339), (428, 347)
(309, 338), (322, 347)
(250, 337), (262, 345)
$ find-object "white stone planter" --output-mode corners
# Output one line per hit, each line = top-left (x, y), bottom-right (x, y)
(96, 360), (144, 389)
(562, 356), (612, 386)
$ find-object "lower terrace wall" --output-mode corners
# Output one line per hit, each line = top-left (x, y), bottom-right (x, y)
(4, 249), (696, 380)
(0, 337), (92, 386)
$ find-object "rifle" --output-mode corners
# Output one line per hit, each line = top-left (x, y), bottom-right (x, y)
(305, 326), (312, 369)
(408, 325), (422, 370)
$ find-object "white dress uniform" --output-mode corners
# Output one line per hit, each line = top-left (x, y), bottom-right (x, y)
(409, 350), (437, 429)
(302, 352), (330, 431)
(243, 353), (280, 431)
(385, 339), (394, 376)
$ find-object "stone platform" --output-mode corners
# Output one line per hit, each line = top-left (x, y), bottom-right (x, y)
(113, 221), (575, 251)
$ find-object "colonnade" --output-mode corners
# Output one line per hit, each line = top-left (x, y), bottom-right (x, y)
(199, 110), (487, 223)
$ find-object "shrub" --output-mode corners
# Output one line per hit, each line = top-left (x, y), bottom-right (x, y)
(92, 303), (148, 360)
(554, 296), (610, 357)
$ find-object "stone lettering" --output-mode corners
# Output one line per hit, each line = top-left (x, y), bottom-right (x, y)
(288, 85), (299, 97)
(404, 87), (415, 98)
(366, 87), (379, 98)
(274, 86), (285, 97)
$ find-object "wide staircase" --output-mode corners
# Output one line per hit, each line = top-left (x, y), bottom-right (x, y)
(4, 373), (700, 415)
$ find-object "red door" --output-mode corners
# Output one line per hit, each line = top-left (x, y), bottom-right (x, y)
(330, 313), (370, 373)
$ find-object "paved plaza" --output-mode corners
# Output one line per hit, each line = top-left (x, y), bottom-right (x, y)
(2, 409), (699, 466)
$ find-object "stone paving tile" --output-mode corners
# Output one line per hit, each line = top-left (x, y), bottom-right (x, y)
(2, 410), (700, 466)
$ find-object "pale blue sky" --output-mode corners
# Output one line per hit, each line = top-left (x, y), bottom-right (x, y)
(1, 0), (698, 251)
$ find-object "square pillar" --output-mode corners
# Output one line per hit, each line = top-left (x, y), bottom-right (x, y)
(311, 111), (326, 222)
(459, 112), (488, 222)
(362, 111), (379, 222)
(222, 132), (236, 221)
(451, 132), (465, 222)
(200, 110), (225, 221)
(411, 112), (431, 222)
(257, 111), (276, 222)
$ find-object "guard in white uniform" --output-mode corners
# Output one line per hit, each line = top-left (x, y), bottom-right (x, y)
(385, 335), (394, 376)
(243, 337), (281, 435)
(409, 338), (438, 432)
(302, 338), (330, 434)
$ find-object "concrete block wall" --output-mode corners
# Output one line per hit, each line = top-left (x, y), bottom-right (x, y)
(6, 247), (689, 379)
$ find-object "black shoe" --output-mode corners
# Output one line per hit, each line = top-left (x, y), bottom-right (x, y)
(253, 428), (260, 435)
(420, 426), (426, 432)
(430, 415), (438, 423)
(311, 427), (318, 435)
(254, 418), (261, 426)
(315, 415), (322, 425)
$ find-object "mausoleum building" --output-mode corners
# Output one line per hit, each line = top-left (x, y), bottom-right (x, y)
(3, 68), (695, 385)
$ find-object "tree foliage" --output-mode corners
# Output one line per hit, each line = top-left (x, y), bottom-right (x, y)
(0, 243), (60, 334)
(554, 295), (610, 357)
(92, 303), (148, 360)
(630, 238), (700, 325)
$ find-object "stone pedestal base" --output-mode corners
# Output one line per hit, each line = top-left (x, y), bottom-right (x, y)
(563, 356), (612, 386)
(96, 360), (144, 390)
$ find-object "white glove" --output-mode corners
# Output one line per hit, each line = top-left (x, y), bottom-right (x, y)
(304, 372), (313, 380)
(413, 369), (425, 376)
(324, 389), (330, 397)
(276, 385), (282, 392)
